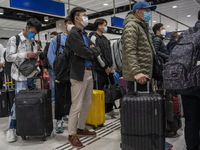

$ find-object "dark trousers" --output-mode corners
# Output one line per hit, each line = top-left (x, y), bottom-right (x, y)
(181, 89), (200, 150)
(0, 72), (3, 89)
(94, 71), (114, 113)
(55, 81), (71, 120)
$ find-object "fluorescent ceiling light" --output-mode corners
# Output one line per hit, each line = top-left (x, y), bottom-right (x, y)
(187, 15), (191, 18)
(167, 26), (170, 28)
(172, 6), (177, 8)
(103, 3), (108, 6)
(153, 20), (156, 23)
(0, 8), (4, 15)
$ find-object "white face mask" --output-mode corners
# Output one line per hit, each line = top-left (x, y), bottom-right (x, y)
(67, 24), (74, 32)
(81, 16), (89, 27)
(161, 29), (167, 36)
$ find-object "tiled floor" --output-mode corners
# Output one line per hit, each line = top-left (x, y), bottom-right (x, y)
(0, 109), (187, 150)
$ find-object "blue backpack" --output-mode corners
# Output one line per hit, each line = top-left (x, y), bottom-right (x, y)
(163, 27), (200, 94)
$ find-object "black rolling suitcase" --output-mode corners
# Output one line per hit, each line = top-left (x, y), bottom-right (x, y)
(0, 88), (8, 117)
(121, 82), (165, 150)
(15, 89), (53, 141)
(0, 74), (9, 117)
(4, 75), (15, 112)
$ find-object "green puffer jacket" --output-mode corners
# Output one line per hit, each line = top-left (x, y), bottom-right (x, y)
(122, 13), (154, 82)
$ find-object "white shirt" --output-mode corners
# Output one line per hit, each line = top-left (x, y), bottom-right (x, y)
(6, 32), (38, 81)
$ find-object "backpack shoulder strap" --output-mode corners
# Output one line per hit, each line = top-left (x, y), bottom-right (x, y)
(56, 34), (61, 52)
(15, 35), (20, 48)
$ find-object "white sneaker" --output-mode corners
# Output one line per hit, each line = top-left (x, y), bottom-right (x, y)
(6, 129), (17, 143)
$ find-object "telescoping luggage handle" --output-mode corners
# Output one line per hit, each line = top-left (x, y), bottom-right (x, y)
(134, 81), (150, 94)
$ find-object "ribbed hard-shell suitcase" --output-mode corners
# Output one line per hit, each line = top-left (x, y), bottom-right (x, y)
(121, 82), (165, 150)
(16, 89), (53, 141)
(86, 90), (105, 128)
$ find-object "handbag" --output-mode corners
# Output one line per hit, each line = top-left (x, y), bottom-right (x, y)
(18, 58), (39, 77)
(18, 42), (39, 77)
(103, 76), (126, 103)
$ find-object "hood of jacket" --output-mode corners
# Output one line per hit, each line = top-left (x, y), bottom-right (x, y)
(194, 20), (200, 31)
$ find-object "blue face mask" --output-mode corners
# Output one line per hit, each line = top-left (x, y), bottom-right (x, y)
(103, 26), (108, 33)
(142, 12), (152, 22)
(26, 32), (36, 39)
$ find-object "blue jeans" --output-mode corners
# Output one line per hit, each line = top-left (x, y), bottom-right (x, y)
(48, 69), (55, 102)
(8, 81), (27, 129)
(27, 78), (36, 89)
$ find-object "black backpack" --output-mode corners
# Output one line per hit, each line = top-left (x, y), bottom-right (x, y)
(53, 34), (71, 82)
(163, 27), (200, 94)
(4, 35), (20, 76)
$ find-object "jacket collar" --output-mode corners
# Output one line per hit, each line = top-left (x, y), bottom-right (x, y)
(73, 26), (88, 35)
(153, 35), (164, 40)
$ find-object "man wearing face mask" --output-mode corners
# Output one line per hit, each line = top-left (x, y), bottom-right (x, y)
(89, 18), (115, 118)
(47, 17), (74, 134)
(67, 7), (101, 148)
(5, 18), (42, 143)
(152, 23), (170, 63)
(122, 1), (156, 90)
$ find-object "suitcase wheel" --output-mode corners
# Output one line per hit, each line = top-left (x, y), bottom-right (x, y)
(21, 136), (26, 140)
(42, 136), (46, 141)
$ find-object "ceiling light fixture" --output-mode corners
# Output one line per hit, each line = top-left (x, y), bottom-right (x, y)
(153, 20), (156, 23)
(172, 6), (177, 8)
(44, 16), (49, 22)
(103, 3), (108, 6)
(167, 26), (170, 28)
(0, 8), (4, 15)
(187, 15), (191, 18)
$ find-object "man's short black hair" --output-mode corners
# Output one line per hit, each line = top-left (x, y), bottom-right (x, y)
(94, 18), (107, 31)
(27, 18), (42, 33)
(152, 23), (163, 35)
(198, 10), (200, 20)
(50, 31), (58, 36)
(64, 16), (72, 23)
(69, 7), (86, 24)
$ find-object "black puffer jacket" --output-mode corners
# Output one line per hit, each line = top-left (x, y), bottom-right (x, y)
(152, 35), (169, 62)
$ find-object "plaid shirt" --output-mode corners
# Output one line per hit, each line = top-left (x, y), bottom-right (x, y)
(6, 32), (38, 81)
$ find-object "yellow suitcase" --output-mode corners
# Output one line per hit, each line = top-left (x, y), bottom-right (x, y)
(86, 89), (105, 128)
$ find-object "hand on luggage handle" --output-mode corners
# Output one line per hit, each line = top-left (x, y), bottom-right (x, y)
(134, 79), (150, 93)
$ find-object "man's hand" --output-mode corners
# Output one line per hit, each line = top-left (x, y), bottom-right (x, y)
(105, 67), (112, 75)
(90, 45), (95, 48)
(134, 73), (149, 85)
(0, 62), (4, 68)
(43, 68), (48, 75)
(27, 51), (39, 59)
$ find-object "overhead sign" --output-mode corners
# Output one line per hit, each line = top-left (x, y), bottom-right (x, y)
(111, 16), (124, 28)
(10, 0), (65, 16)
